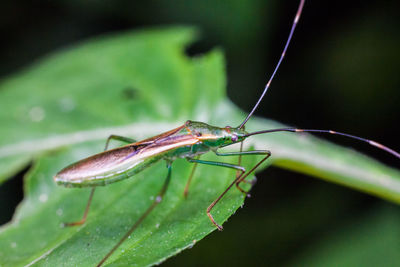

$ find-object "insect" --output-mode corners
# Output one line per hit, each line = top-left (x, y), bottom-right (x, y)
(54, 0), (399, 266)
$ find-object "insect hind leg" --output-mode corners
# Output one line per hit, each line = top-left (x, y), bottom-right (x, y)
(105, 135), (137, 150)
(62, 187), (95, 227)
(62, 135), (136, 228)
(97, 162), (173, 267)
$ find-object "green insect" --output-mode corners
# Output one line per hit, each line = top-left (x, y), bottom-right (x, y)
(54, 0), (400, 266)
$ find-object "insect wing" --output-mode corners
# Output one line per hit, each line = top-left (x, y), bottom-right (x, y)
(54, 126), (197, 186)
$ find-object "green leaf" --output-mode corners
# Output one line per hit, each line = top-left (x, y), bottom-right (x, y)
(0, 27), (399, 266)
(1, 141), (254, 266)
(289, 204), (400, 266)
(0, 27), (223, 184)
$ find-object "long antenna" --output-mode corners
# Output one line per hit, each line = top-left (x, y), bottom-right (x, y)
(238, 0), (305, 129)
(245, 128), (400, 159)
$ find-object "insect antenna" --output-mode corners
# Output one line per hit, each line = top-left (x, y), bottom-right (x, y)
(238, 0), (305, 129)
(245, 128), (400, 159)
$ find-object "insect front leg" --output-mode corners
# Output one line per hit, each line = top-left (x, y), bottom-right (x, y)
(203, 151), (271, 231)
(215, 149), (271, 196)
(63, 135), (136, 227)
(236, 124), (245, 178)
(186, 158), (246, 230)
(97, 162), (173, 267)
(237, 141), (244, 178)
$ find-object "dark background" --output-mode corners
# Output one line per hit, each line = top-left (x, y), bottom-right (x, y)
(1, 0), (399, 265)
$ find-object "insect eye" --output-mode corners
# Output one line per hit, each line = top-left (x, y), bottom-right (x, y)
(231, 135), (238, 142)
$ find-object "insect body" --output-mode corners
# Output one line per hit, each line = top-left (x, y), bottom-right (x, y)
(55, 121), (247, 188)
(54, 0), (399, 266)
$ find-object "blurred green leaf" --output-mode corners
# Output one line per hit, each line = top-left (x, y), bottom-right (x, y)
(0, 27), (399, 266)
(289, 203), (400, 267)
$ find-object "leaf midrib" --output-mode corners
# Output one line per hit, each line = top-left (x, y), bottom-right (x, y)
(0, 121), (181, 158)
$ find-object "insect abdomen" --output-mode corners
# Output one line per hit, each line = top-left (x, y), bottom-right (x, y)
(54, 133), (202, 187)
(54, 145), (164, 188)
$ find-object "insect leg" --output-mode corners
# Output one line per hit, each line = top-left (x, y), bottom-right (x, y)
(63, 135), (136, 227)
(187, 158), (246, 175)
(185, 157), (245, 197)
(105, 135), (137, 150)
(235, 152), (271, 186)
(206, 152), (271, 231)
(97, 162), (173, 267)
(215, 150), (271, 195)
(183, 155), (200, 198)
(62, 187), (95, 227)
(186, 158), (246, 230)
(237, 126), (245, 178)
(237, 141), (244, 178)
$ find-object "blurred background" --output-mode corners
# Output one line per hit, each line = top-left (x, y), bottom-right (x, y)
(1, 0), (399, 265)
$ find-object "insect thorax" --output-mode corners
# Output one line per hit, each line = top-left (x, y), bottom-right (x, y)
(185, 120), (247, 148)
